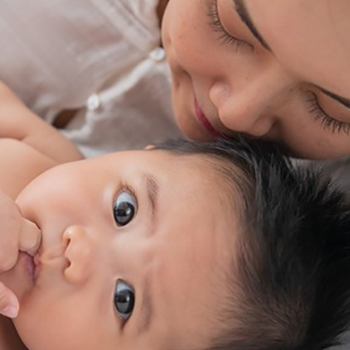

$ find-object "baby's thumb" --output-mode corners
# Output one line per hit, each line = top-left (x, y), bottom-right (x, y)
(0, 282), (19, 318)
(19, 219), (42, 257)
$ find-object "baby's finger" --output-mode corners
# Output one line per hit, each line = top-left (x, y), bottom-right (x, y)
(0, 282), (19, 318)
(19, 219), (42, 257)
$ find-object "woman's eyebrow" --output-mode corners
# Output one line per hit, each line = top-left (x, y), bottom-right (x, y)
(232, 1), (350, 110)
(231, 0), (271, 52)
(319, 87), (350, 110)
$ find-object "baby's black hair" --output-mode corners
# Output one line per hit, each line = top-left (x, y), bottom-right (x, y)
(155, 137), (350, 350)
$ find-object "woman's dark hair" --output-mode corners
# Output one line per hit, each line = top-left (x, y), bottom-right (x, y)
(155, 137), (350, 350)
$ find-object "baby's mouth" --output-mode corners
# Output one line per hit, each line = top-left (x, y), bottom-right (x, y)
(32, 250), (42, 283)
(22, 219), (43, 283)
(22, 252), (39, 284)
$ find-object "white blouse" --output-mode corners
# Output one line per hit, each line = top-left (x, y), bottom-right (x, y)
(0, 0), (181, 157)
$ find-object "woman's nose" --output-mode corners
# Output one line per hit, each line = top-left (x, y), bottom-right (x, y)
(63, 225), (95, 284)
(209, 66), (293, 137)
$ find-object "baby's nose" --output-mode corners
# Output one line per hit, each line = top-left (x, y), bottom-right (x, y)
(63, 225), (94, 284)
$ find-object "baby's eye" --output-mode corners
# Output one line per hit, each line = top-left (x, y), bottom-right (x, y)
(113, 190), (137, 226)
(114, 280), (135, 321)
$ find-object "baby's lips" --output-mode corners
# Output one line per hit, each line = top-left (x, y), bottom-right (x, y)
(19, 219), (42, 257)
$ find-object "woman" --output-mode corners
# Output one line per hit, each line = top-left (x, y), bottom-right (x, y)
(162, 0), (350, 160)
(1, 1), (349, 161)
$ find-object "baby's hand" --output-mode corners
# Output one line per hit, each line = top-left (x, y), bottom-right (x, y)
(0, 189), (41, 318)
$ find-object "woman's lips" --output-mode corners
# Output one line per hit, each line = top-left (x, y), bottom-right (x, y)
(194, 98), (226, 138)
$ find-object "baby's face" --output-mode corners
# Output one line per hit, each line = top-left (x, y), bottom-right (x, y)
(6, 149), (239, 350)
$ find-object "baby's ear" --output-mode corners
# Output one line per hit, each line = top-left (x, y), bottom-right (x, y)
(144, 144), (155, 150)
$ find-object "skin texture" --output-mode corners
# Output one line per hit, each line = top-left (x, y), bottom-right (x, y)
(162, 0), (350, 159)
(0, 147), (239, 350)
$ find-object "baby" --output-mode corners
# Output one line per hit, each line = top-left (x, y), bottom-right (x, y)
(0, 135), (350, 350)
(0, 85), (350, 350)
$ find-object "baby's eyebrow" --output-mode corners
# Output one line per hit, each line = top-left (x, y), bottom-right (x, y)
(142, 172), (159, 220)
(136, 173), (158, 334)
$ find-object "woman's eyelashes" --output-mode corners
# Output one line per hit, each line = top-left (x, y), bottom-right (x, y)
(114, 279), (135, 322)
(206, 0), (253, 53)
(113, 188), (138, 227)
(306, 92), (350, 135)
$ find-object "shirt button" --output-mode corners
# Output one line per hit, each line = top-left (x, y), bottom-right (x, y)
(86, 93), (101, 111)
(149, 47), (165, 62)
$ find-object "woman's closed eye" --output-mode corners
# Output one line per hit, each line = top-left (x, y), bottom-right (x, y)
(206, 0), (253, 53)
(306, 92), (350, 135)
(113, 188), (138, 227)
(114, 280), (135, 322)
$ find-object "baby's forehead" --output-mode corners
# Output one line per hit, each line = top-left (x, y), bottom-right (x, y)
(163, 150), (246, 202)
(160, 147), (241, 175)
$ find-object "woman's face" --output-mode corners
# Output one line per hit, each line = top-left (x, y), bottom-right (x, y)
(162, 0), (350, 159)
(3, 150), (238, 350)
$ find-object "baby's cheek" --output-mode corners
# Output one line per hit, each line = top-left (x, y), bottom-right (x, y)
(13, 292), (55, 349)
